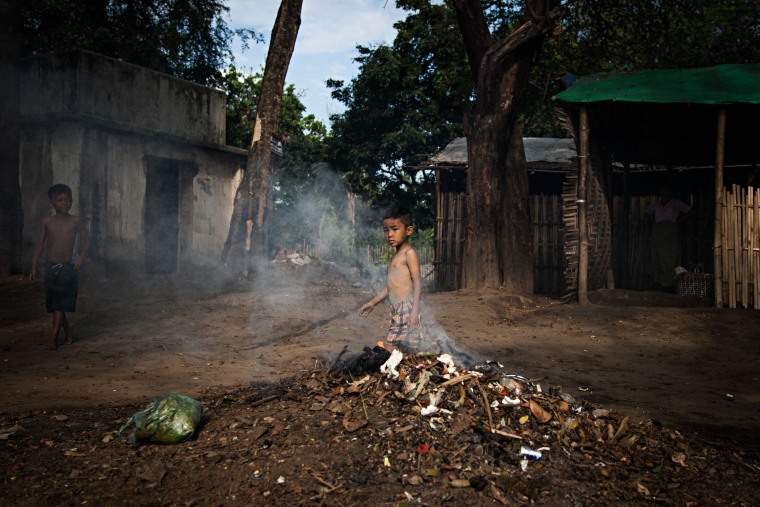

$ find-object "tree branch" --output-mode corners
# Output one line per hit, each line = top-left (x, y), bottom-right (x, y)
(486, 4), (564, 72)
(450, 0), (493, 82)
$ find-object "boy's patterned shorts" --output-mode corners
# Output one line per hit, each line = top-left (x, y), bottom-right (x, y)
(387, 300), (422, 352)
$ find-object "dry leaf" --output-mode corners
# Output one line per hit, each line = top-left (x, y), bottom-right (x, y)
(342, 412), (368, 433)
(523, 400), (552, 423)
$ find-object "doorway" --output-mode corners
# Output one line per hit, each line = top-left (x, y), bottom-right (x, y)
(145, 158), (180, 274)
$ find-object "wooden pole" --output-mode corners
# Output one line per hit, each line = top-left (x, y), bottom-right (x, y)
(578, 106), (590, 304)
(713, 107), (726, 307)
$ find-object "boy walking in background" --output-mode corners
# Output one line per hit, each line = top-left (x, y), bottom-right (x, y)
(30, 184), (90, 350)
(358, 206), (422, 352)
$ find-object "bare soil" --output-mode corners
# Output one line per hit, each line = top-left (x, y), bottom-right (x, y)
(1, 261), (759, 505)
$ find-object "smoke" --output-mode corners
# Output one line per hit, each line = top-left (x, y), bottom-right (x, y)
(236, 165), (468, 365)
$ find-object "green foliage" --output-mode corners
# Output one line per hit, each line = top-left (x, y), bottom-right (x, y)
(221, 65), (335, 254)
(326, 0), (473, 228)
(327, 0), (760, 201)
(517, 0), (760, 136)
(19, 0), (260, 86)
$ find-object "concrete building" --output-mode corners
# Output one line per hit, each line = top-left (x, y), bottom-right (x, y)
(19, 50), (247, 275)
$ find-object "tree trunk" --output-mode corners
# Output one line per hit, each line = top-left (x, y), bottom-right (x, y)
(452, 0), (563, 290)
(0, 0), (23, 275)
(220, 0), (303, 277)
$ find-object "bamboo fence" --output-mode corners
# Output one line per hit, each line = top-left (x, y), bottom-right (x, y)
(719, 185), (759, 309)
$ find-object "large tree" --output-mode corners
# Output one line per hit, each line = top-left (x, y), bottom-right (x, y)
(451, 0), (563, 290)
(221, 64), (330, 251)
(220, 0), (303, 277)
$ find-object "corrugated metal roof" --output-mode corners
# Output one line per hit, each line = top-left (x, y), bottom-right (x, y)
(431, 137), (576, 166)
(555, 64), (760, 105)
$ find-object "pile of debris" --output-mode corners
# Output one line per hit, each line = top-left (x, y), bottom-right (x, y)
(272, 249), (313, 267)
(331, 346), (640, 473)
(267, 345), (756, 504)
(2, 346), (758, 505)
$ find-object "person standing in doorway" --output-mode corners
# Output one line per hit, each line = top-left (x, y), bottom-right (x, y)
(647, 184), (693, 291)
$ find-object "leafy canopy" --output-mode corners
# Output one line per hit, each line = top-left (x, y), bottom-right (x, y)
(327, 0), (760, 218)
(20, 0), (260, 86)
(221, 65), (333, 249)
(326, 0), (474, 228)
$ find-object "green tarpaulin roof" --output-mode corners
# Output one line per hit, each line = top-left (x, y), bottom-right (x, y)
(555, 64), (760, 105)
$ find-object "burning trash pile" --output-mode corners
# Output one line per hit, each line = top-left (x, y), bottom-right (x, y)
(330, 346), (633, 477)
(2, 345), (758, 506)
(258, 344), (757, 505)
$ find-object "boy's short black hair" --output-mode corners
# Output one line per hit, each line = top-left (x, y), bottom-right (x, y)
(384, 206), (413, 227)
(48, 183), (73, 200)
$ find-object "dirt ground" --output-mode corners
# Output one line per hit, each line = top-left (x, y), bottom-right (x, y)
(1, 260), (759, 505)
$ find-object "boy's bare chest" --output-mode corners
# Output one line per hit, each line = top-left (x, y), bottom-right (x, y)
(47, 216), (78, 240)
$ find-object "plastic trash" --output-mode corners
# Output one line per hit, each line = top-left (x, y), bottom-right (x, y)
(380, 349), (404, 379)
(118, 393), (204, 445)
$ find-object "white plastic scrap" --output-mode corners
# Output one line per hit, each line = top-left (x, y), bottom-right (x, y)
(380, 349), (404, 379)
(421, 390), (443, 416)
(436, 354), (457, 375)
(277, 476), (285, 484)
(404, 491), (422, 503)
(501, 396), (521, 406)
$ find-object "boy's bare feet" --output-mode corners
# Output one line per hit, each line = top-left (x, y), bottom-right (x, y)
(63, 333), (73, 346)
(46, 339), (58, 350)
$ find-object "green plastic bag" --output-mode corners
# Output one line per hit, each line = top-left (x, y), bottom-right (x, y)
(118, 393), (204, 444)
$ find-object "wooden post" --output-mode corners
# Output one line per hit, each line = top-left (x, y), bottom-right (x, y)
(622, 163), (631, 287)
(578, 106), (590, 304)
(713, 107), (726, 307)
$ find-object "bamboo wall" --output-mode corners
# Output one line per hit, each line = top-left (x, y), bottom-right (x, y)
(434, 192), (466, 289)
(532, 194), (565, 294)
(719, 185), (760, 309)
(435, 192), (566, 294)
(286, 184), (759, 306)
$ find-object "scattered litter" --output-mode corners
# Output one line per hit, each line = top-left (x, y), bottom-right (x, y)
(0, 425), (23, 440)
(273, 249), (313, 267)
(519, 446), (543, 460)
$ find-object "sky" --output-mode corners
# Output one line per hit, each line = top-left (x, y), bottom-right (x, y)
(226, 0), (407, 125)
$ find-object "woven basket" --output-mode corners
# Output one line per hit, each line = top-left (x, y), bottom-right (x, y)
(676, 265), (714, 299)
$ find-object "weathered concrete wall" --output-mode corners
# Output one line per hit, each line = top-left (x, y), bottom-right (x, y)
(20, 121), (244, 275)
(19, 50), (247, 276)
(19, 50), (226, 146)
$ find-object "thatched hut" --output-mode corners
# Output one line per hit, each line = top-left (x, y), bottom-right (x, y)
(555, 64), (760, 308)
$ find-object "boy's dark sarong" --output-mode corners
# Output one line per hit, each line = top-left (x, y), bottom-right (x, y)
(44, 261), (78, 313)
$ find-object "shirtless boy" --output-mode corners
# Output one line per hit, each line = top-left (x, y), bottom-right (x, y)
(30, 184), (91, 350)
(358, 206), (422, 352)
